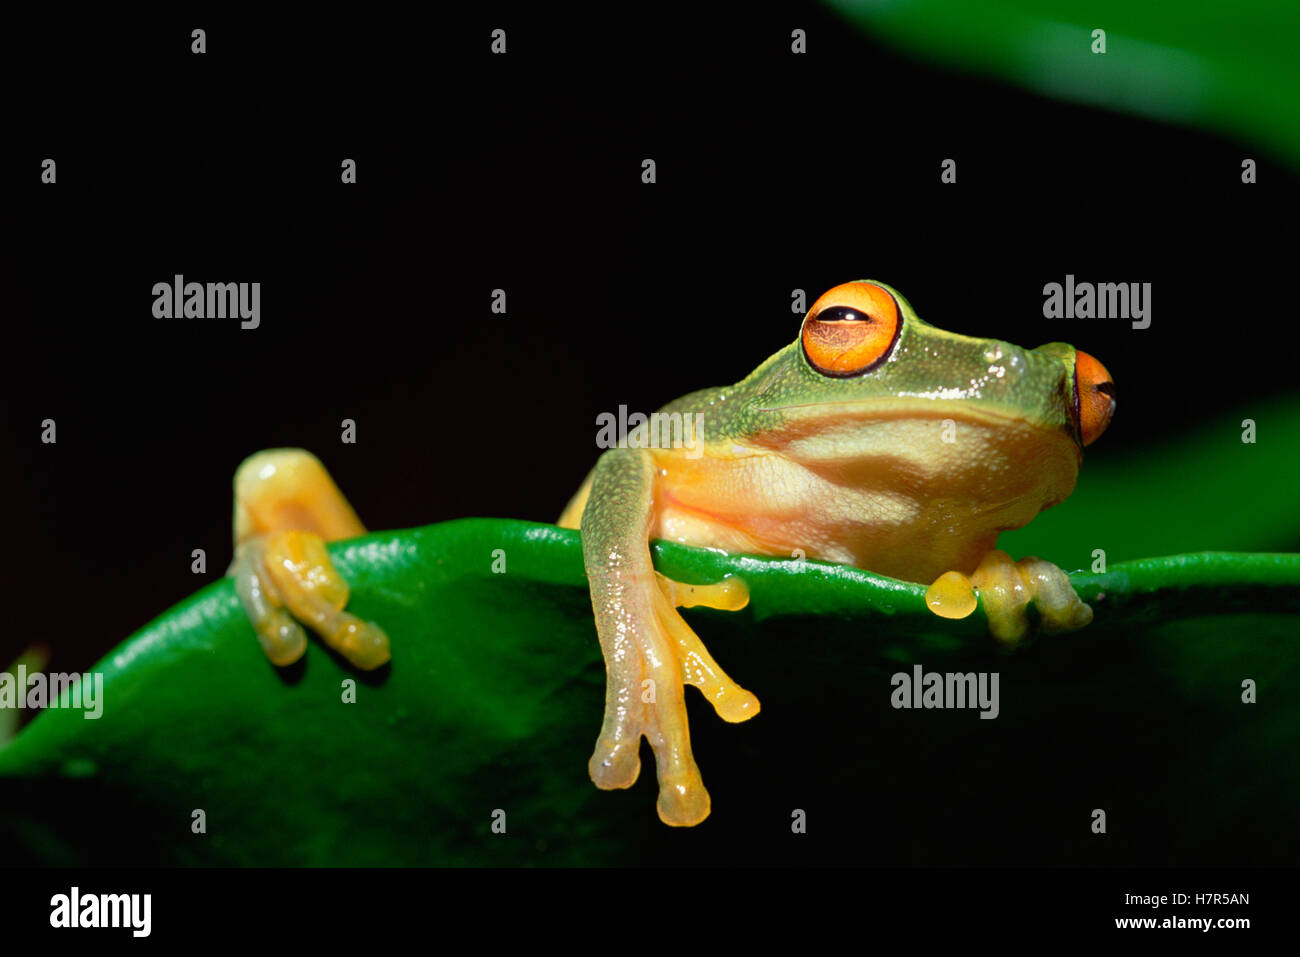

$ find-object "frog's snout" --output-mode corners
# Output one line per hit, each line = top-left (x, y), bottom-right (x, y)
(1072, 350), (1115, 446)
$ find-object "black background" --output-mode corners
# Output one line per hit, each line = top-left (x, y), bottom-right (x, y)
(4, 2), (1297, 871)
(8, 2), (1294, 676)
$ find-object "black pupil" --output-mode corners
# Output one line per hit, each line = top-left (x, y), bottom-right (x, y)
(817, 305), (870, 323)
(1096, 381), (1116, 398)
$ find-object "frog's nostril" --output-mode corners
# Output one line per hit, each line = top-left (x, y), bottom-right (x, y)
(1074, 350), (1115, 446)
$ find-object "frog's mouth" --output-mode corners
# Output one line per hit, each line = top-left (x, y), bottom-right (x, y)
(756, 397), (1076, 442)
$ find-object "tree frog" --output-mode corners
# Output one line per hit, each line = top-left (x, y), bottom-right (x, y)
(225, 280), (1115, 829)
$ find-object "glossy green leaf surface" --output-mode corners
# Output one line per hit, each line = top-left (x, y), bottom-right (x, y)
(0, 515), (1296, 866)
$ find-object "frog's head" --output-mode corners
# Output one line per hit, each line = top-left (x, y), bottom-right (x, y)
(741, 279), (1115, 522)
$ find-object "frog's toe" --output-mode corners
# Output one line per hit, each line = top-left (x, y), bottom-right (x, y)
(255, 611), (309, 667)
(585, 589), (724, 823)
(655, 761), (711, 827)
(925, 550), (1092, 645)
(324, 619), (392, 670)
(588, 674), (712, 825)
(658, 604), (760, 723)
(230, 539), (309, 666)
(640, 656), (712, 826)
(654, 571), (750, 612)
(231, 529), (391, 670)
(588, 670), (647, 790)
(1019, 558), (1094, 635)
(588, 733), (643, 790)
(655, 573), (760, 723)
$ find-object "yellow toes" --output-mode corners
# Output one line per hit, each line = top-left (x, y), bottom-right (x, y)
(588, 569), (754, 824)
(263, 529), (350, 610)
(968, 550), (1034, 644)
(231, 542), (309, 666)
(330, 619), (392, 670)
(1018, 557), (1093, 634)
(654, 591), (760, 724)
(711, 687), (761, 724)
(588, 736), (643, 791)
(652, 571), (760, 723)
(656, 766), (711, 827)
(655, 571), (750, 611)
(233, 529), (390, 670)
(926, 550), (1094, 645)
(660, 609), (761, 723)
(925, 570), (979, 620)
(255, 610), (309, 667)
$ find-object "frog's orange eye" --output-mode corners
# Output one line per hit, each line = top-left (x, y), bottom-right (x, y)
(1073, 350), (1116, 447)
(800, 281), (901, 377)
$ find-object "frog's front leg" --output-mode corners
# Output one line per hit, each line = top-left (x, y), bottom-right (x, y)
(926, 549), (1093, 645)
(579, 448), (759, 826)
(229, 449), (390, 669)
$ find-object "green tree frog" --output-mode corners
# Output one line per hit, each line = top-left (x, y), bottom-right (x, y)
(225, 280), (1115, 828)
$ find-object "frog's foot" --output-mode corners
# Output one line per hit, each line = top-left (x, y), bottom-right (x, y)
(229, 449), (390, 670)
(587, 572), (758, 827)
(231, 530), (390, 669)
(925, 549), (1092, 646)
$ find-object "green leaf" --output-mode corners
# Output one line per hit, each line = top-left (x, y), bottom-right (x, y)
(0, 516), (1296, 866)
(826, 0), (1300, 169)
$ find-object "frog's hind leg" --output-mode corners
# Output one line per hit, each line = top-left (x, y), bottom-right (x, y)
(229, 449), (390, 670)
(581, 448), (758, 826)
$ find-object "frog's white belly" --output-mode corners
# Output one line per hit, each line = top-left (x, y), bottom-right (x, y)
(651, 418), (1078, 584)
